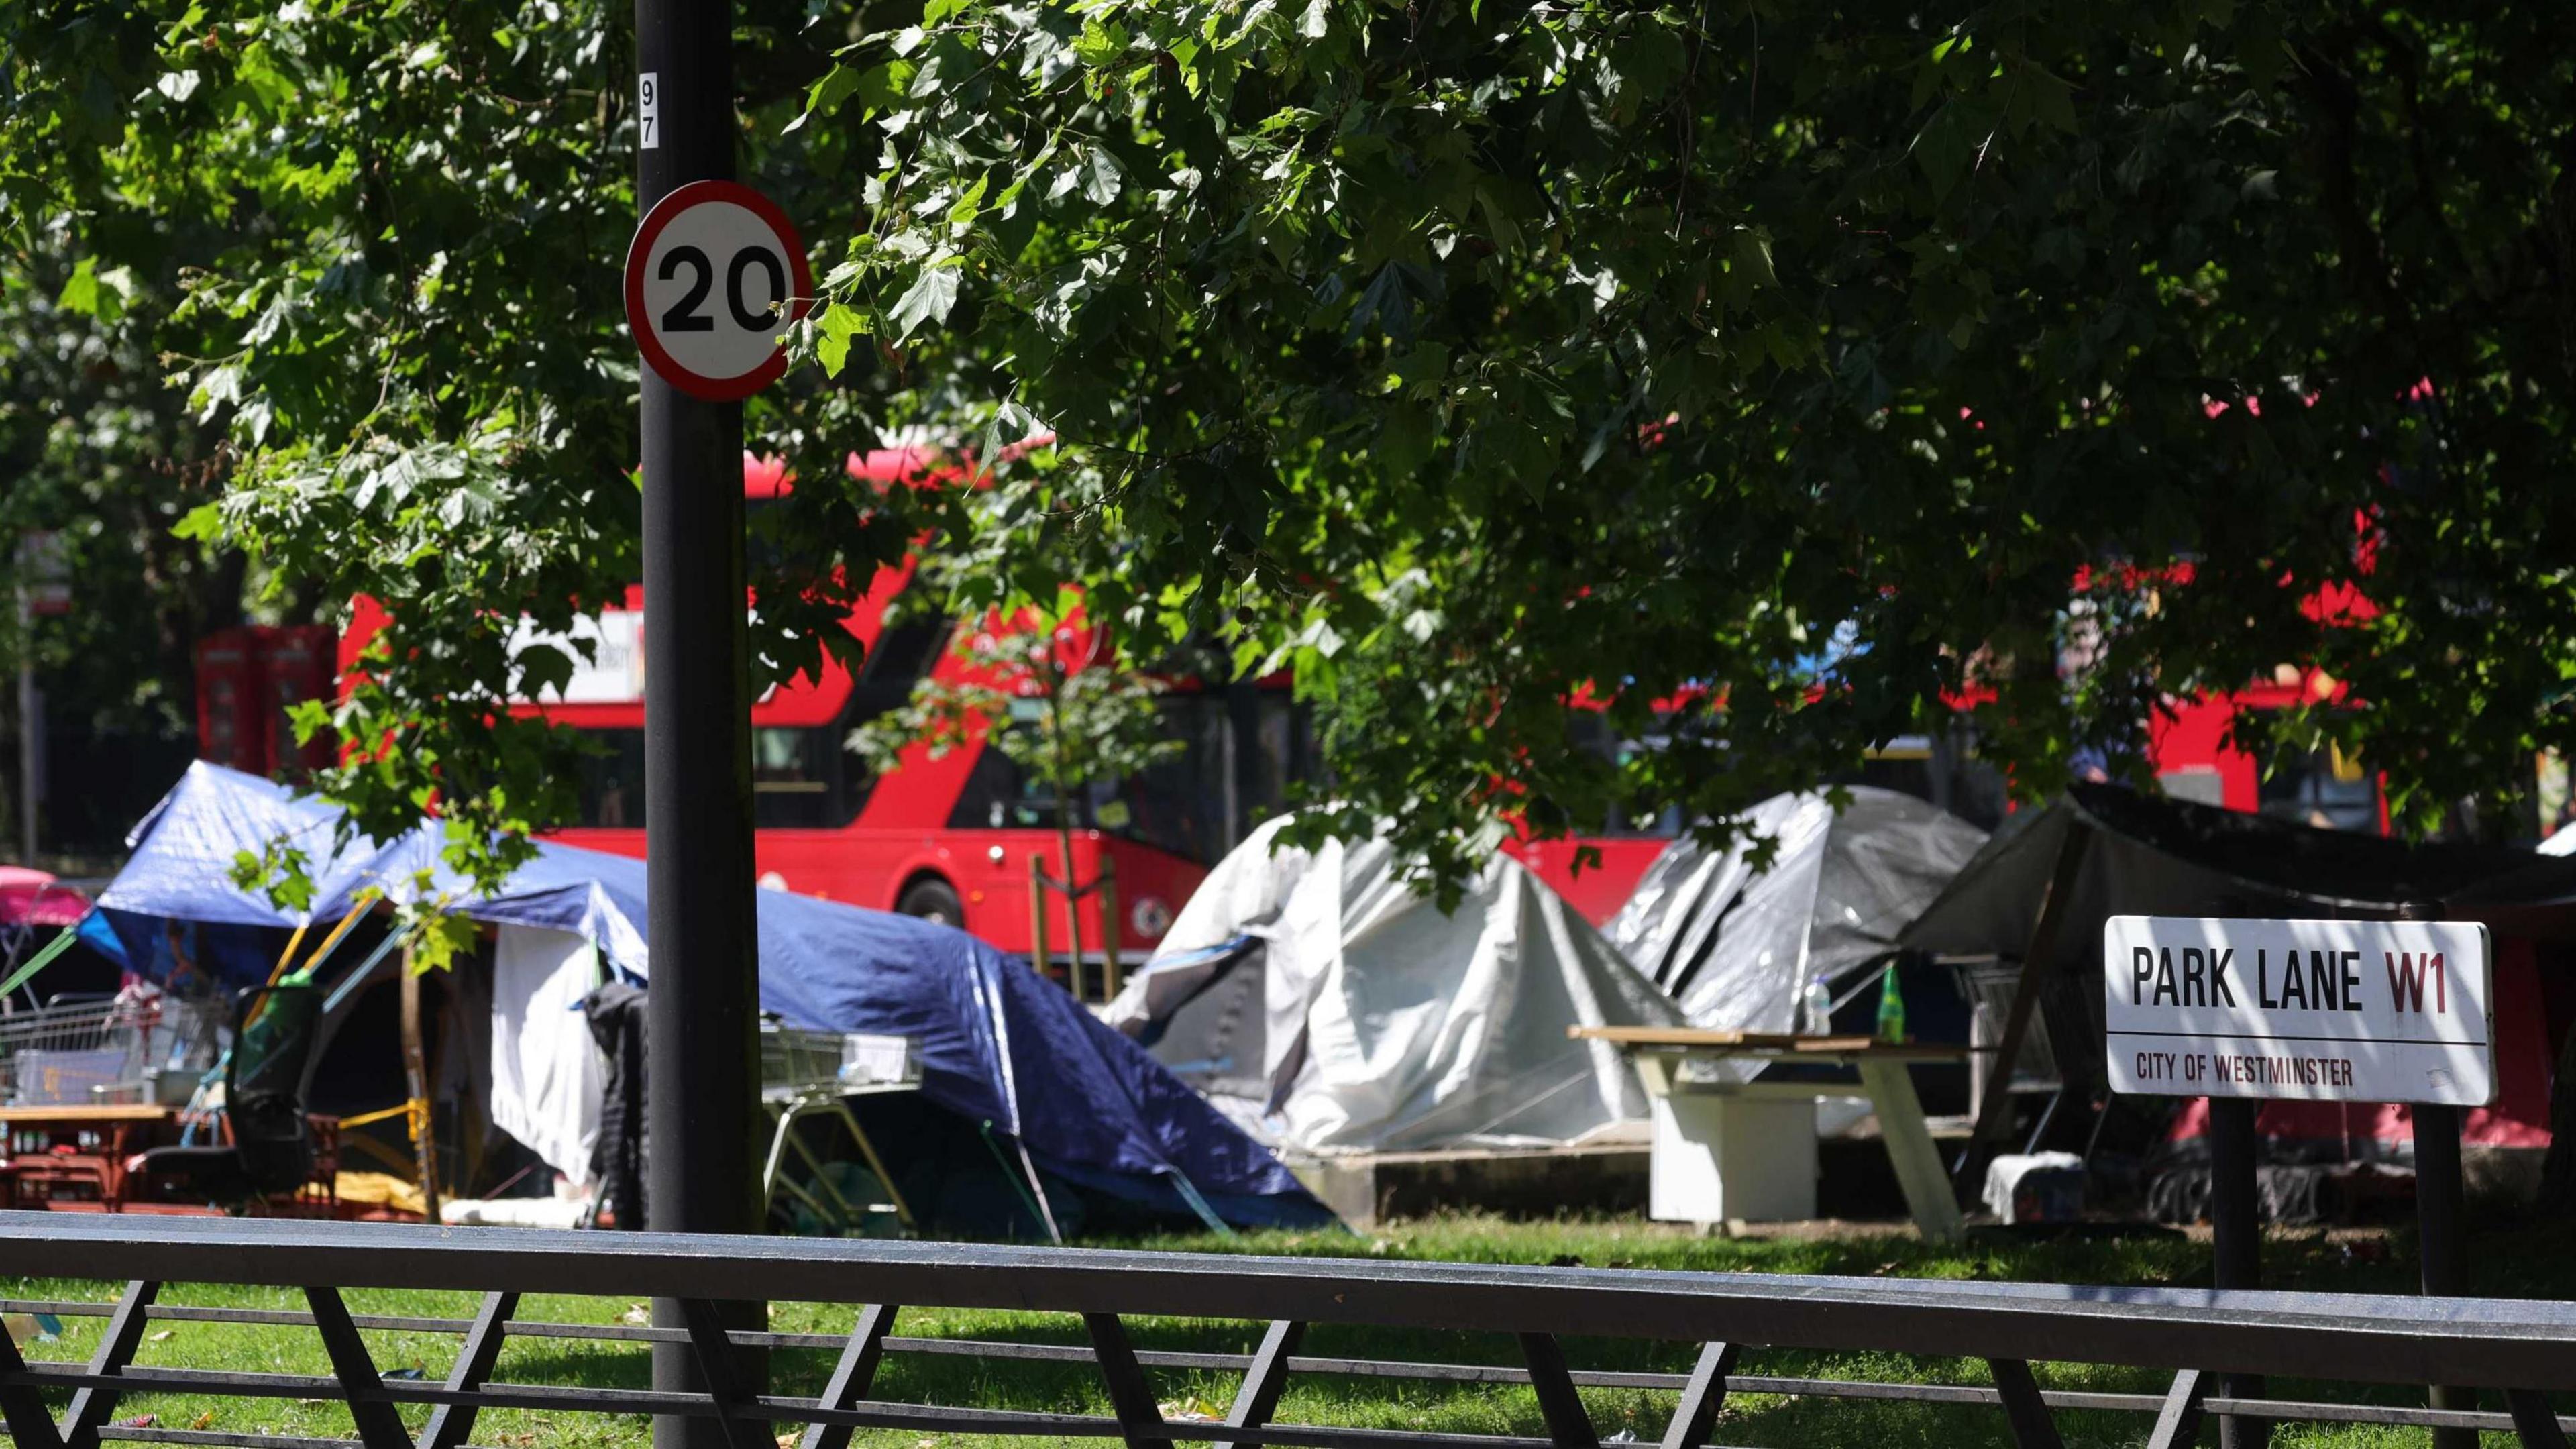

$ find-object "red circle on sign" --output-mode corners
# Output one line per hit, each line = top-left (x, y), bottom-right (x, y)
(624, 179), (815, 402)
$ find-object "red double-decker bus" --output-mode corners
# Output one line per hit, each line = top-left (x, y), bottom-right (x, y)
(333, 450), (1324, 967)
(286, 445), (2392, 971)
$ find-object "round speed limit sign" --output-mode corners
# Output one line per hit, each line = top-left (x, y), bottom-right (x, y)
(624, 180), (814, 401)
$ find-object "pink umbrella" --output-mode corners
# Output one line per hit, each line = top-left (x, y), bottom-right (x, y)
(0, 866), (88, 928)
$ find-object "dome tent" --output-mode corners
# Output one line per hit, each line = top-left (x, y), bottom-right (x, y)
(1103, 815), (1685, 1157)
(1605, 787), (1989, 1032)
(91, 762), (1331, 1234)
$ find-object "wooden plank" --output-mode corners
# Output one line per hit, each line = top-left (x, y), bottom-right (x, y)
(303, 1287), (411, 1449)
(0, 1106), (177, 1125)
(800, 1302), (899, 1449)
(2147, 1368), (2212, 1449)
(1658, 1341), (1738, 1449)
(61, 1279), (158, 1449)
(1518, 1332), (1601, 1449)
(1790, 1040), (1970, 1059)
(1083, 1313), (1175, 1449)
(1212, 1319), (1303, 1449)
(419, 1291), (517, 1449)
(1988, 1359), (2065, 1449)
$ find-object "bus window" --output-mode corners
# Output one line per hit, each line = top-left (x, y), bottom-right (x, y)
(573, 725), (863, 829)
(861, 604), (951, 688)
(821, 588), (953, 824)
(947, 735), (1055, 833)
(2259, 743), (2381, 833)
(576, 729), (651, 829)
(937, 689), (1310, 866)
(753, 727), (861, 828)
(1235, 688), (1311, 832)
(1566, 710), (1685, 836)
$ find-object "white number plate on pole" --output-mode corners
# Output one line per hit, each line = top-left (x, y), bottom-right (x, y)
(2103, 915), (2496, 1106)
(624, 179), (812, 401)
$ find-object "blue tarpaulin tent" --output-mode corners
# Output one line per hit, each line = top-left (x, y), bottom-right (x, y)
(94, 763), (1331, 1231)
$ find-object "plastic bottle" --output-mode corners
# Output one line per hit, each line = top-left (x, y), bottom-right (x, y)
(1801, 975), (1835, 1036)
(1874, 967), (1908, 1043)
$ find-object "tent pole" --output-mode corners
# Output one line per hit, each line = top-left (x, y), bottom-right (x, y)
(1953, 822), (2092, 1197)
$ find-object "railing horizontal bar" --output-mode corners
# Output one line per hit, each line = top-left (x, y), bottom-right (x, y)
(7, 1214), (2570, 1393)
(3, 1369), (364, 1403)
(59, 1415), (1574, 1449)
(0, 1301), (2550, 1433)
(4, 1354), (2545, 1438)
(0, 1378), (1561, 1449)
(91, 1430), (424, 1449)
(760, 1400), (1566, 1449)
(2200, 1396), (2528, 1433)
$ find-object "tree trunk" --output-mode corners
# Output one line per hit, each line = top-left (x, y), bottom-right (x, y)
(1046, 669), (1085, 995)
(399, 949), (442, 1222)
(1053, 784), (1084, 997)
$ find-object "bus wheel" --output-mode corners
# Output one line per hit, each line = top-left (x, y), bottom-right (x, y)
(896, 877), (963, 928)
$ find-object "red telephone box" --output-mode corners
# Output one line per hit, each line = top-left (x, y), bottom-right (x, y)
(260, 625), (339, 781)
(191, 628), (270, 777)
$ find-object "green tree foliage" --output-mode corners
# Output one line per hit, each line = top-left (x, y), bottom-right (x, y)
(9, 3), (2576, 902)
(0, 223), (246, 854)
(3, 1), (923, 923)
(794, 1), (2576, 878)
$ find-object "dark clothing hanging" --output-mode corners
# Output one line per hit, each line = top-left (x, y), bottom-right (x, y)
(583, 982), (650, 1229)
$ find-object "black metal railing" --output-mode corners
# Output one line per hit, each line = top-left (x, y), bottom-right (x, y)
(0, 1211), (2571, 1449)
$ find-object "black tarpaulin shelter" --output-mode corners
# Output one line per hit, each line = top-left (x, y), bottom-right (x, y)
(1900, 782), (2576, 1164)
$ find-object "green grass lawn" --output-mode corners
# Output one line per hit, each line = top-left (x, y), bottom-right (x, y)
(4, 1212), (2563, 1448)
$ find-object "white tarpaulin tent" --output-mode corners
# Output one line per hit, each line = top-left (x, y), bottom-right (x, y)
(1103, 816), (1685, 1157)
(1605, 788), (1988, 1034)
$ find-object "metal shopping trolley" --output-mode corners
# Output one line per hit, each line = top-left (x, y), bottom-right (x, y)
(758, 1022), (918, 1235)
(0, 989), (225, 1106)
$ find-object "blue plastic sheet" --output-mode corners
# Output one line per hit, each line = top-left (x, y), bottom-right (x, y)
(97, 764), (1329, 1228)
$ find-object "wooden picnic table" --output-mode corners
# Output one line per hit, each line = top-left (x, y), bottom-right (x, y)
(0, 1103), (180, 1125)
(1570, 1026), (1972, 1242)
(0, 1102), (187, 1210)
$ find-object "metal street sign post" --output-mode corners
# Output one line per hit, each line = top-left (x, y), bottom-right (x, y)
(2105, 912), (2497, 1449)
(623, 1), (809, 1443)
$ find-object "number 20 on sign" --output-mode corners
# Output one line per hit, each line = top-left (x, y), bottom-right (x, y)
(625, 180), (812, 401)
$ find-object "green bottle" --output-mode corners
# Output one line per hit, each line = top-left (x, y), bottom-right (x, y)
(1874, 967), (1907, 1043)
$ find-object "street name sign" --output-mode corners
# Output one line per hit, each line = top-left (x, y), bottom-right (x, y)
(624, 179), (812, 401)
(2103, 915), (2495, 1106)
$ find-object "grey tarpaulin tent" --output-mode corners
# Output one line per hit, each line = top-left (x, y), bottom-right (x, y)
(1604, 787), (1988, 1032)
(1101, 815), (1686, 1157)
